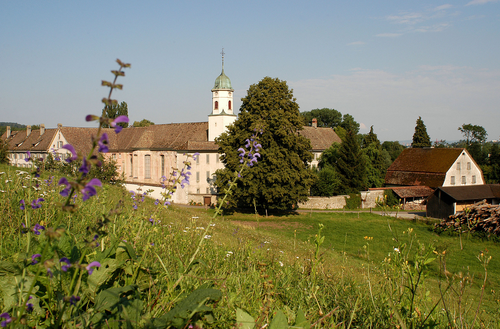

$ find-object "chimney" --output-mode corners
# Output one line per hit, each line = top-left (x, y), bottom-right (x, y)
(27, 125), (31, 136)
(40, 124), (45, 136)
(57, 123), (63, 130)
(312, 118), (317, 128)
(6, 126), (11, 138)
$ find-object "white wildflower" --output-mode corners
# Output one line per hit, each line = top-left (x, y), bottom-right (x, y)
(204, 235), (212, 239)
(279, 261), (284, 267)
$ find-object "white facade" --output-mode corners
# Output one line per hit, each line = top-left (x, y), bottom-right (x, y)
(443, 149), (484, 186)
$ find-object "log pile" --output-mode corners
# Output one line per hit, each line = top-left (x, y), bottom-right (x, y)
(435, 200), (500, 236)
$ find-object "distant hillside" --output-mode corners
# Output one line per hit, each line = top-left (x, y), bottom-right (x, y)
(0, 122), (26, 136)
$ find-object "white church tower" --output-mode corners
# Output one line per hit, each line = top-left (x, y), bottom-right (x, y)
(208, 49), (237, 142)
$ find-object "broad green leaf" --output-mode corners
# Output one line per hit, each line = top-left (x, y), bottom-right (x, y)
(153, 288), (222, 328)
(94, 284), (138, 312)
(236, 308), (255, 329)
(292, 309), (311, 328)
(269, 310), (288, 329)
(86, 258), (125, 298)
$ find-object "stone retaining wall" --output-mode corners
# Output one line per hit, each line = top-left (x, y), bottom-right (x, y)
(299, 190), (384, 210)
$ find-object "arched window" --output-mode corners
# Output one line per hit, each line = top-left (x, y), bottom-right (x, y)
(228, 100), (231, 110)
(214, 101), (218, 110)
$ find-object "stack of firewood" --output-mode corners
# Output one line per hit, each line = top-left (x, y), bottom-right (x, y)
(435, 200), (500, 236)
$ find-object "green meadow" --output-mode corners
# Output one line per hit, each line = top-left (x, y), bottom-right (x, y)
(1, 163), (500, 328)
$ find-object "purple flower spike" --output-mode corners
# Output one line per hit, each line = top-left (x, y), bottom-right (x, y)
(0, 312), (12, 327)
(98, 133), (109, 153)
(20, 199), (25, 210)
(86, 261), (101, 275)
(61, 144), (78, 163)
(111, 115), (129, 134)
(193, 152), (200, 161)
(31, 254), (42, 265)
(25, 151), (31, 162)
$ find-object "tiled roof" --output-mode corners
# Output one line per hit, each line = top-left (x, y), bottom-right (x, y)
(110, 122), (214, 151)
(436, 184), (500, 202)
(61, 127), (110, 156)
(385, 148), (465, 188)
(2, 122), (340, 155)
(299, 126), (341, 150)
(391, 186), (435, 199)
(1, 129), (57, 153)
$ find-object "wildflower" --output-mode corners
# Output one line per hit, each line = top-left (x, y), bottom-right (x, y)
(26, 296), (34, 313)
(20, 199), (25, 210)
(79, 157), (90, 175)
(58, 177), (71, 197)
(204, 235), (212, 239)
(110, 115), (129, 134)
(0, 312), (12, 327)
(394, 247), (400, 253)
(64, 295), (81, 306)
(31, 254), (42, 265)
(193, 152), (200, 161)
(279, 261), (284, 267)
(33, 223), (45, 235)
(98, 133), (109, 153)
(31, 198), (45, 209)
(61, 144), (78, 163)
(86, 261), (101, 275)
(25, 151), (31, 162)
(86, 114), (99, 122)
(82, 178), (102, 201)
(60, 257), (71, 271)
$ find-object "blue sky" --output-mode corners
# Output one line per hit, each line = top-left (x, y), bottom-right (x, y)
(1, 0), (499, 142)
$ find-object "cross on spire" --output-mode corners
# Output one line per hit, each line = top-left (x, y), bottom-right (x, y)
(221, 48), (225, 70)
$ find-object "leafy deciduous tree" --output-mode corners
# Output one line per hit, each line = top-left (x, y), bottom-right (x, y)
(301, 108), (342, 128)
(133, 119), (155, 127)
(102, 101), (129, 129)
(411, 116), (431, 148)
(215, 77), (315, 211)
(458, 124), (487, 145)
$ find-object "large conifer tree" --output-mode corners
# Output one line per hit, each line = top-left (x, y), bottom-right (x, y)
(335, 130), (366, 194)
(411, 116), (431, 148)
(215, 77), (315, 211)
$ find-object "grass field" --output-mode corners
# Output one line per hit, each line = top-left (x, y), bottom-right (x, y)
(1, 163), (500, 328)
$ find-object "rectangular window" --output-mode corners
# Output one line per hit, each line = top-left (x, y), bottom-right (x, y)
(145, 155), (151, 179)
(196, 171), (200, 182)
(206, 154), (210, 164)
(196, 188), (200, 194)
(472, 175), (476, 184)
(457, 162), (461, 170)
(467, 162), (471, 170)
(451, 176), (455, 185)
(206, 171), (210, 180)
(206, 187), (209, 194)
(133, 155), (138, 177)
(216, 155), (219, 163)
(130, 154), (133, 177)
(160, 155), (165, 177)
(196, 155), (199, 165)
(112, 154), (116, 160)
(462, 176), (466, 184)
(119, 154), (121, 159)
